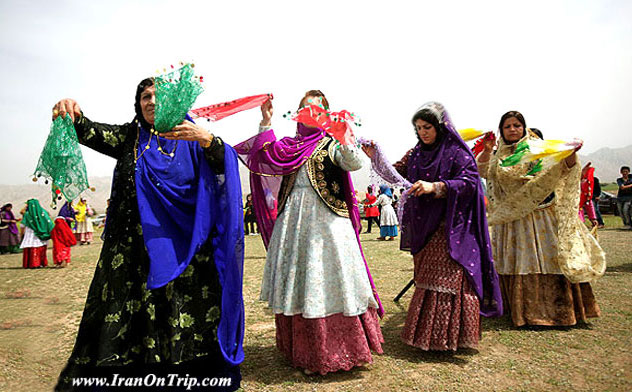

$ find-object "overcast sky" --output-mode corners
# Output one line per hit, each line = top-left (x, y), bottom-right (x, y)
(1, 0), (630, 185)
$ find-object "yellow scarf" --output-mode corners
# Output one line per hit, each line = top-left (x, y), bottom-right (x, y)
(486, 131), (605, 283)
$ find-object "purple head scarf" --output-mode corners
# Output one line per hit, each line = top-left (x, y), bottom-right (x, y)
(234, 123), (385, 317)
(58, 201), (75, 224)
(405, 102), (502, 317)
(361, 102), (502, 317)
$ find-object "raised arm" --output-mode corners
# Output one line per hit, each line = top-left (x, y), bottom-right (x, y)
(475, 137), (495, 178)
(332, 143), (363, 172)
(52, 98), (129, 159)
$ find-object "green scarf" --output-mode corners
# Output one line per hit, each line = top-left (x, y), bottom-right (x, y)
(22, 199), (54, 241)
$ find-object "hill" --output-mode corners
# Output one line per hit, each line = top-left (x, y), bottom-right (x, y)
(578, 144), (631, 183)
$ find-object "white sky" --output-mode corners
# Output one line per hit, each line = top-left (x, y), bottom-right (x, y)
(1, 0), (630, 185)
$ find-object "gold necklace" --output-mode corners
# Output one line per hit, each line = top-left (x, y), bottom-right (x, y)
(156, 132), (178, 158)
(134, 123), (152, 163)
(134, 123), (178, 162)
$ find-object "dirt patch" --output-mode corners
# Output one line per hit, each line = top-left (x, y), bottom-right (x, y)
(1, 226), (631, 391)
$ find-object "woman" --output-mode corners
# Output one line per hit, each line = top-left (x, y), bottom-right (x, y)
(73, 198), (94, 245)
(375, 102), (502, 351)
(371, 185), (398, 241)
(0, 203), (21, 254)
(362, 186), (380, 233)
(51, 216), (77, 267)
(477, 110), (604, 327)
(58, 201), (76, 229)
(579, 163), (598, 226)
(52, 77), (244, 391)
(20, 199), (54, 268)
(235, 91), (383, 375)
(243, 193), (258, 235)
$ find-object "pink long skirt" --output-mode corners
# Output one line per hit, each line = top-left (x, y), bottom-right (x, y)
(401, 227), (480, 351)
(275, 307), (384, 375)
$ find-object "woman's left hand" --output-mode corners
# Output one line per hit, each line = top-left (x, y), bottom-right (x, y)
(163, 120), (214, 148)
(410, 180), (434, 196)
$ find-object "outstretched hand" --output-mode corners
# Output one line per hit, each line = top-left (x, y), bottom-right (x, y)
(52, 99), (82, 122)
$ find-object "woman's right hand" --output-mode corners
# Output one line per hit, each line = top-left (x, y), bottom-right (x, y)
(410, 180), (434, 196)
(482, 133), (496, 153)
(52, 99), (81, 122)
(260, 99), (273, 127)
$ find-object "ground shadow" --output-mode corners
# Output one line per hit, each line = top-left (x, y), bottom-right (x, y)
(241, 344), (369, 386)
(607, 263), (632, 273)
(482, 314), (595, 332)
(378, 310), (474, 366)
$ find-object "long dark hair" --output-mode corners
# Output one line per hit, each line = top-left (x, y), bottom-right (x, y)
(498, 111), (527, 144)
(134, 78), (154, 129)
(411, 108), (447, 150)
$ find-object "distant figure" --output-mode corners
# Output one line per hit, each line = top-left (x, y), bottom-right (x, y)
(20, 199), (54, 268)
(244, 193), (258, 235)
(592, 176), (605, 228)
(371, 185), (398, 241)
(51, 216), (77, 267)
(616, 166), (632, 229)
(363, 185), (380, 233)
(57, 201), (76, 229)
(98, 199), (110, 229)
(530, 127), (543, 139)
(73, 197), (94, 245)
(0, 203), (21, 254)
(579, 162), (598, 227)
(391, 186), (399, 209)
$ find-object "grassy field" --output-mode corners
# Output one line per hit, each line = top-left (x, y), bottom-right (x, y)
(601, 183), (620, 193)
(0, 218), (631, 392)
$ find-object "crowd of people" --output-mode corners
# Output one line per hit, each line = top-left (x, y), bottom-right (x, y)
(0, 198), (100, 268)
(1, 80), (628, 391)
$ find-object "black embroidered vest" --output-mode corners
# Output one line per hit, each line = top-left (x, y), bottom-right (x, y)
(277, 137), (350, 218)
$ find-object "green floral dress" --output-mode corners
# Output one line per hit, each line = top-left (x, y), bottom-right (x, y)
(56, 116), (239, 391)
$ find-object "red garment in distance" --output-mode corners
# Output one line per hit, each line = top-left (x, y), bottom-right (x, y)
(23, 246), (48, 268)
(364, 194), (379, 217)
(51, 219), (76, 265)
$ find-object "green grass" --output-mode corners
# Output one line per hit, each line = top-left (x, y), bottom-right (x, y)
(601, 183), (619, 193)
(0, 224), (631, 391)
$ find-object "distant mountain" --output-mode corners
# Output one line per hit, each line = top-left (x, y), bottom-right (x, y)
(3, 146), (625, 214)
(0, 177), (112, 216)
(578, 145), (631, 183)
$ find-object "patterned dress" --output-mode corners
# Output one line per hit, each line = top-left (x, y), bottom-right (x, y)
(394, 151), (481, 350)
(261, 144), (383, 374)
(478, 133), (602, 327)
(55, 115), (239, 391)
